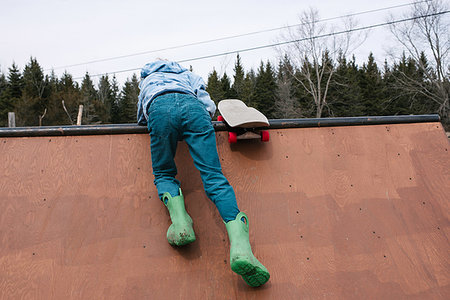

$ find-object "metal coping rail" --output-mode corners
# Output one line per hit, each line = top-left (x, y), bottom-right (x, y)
(0, 114), (441, 137)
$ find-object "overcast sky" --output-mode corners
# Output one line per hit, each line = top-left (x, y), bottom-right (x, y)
(0, 0), (424, 85)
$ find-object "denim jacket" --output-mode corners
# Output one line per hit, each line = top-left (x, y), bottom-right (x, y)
(137, 61), (216, 125)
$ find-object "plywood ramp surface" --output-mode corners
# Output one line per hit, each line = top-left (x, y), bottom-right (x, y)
(0, 122), (449, 299)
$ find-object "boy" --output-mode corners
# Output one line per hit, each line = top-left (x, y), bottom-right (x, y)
(137, 60), (269, 287)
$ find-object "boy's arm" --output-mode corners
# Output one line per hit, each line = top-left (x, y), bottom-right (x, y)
(136, 85), (148, 126)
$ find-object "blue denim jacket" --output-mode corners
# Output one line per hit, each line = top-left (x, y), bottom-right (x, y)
(137, 61), (216, 125)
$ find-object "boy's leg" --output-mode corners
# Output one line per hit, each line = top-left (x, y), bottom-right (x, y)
(181, 98), (240, 222)
(147, 95), (195, 246)
(181, 97), (270, 286)
(147, 97), (181, 199)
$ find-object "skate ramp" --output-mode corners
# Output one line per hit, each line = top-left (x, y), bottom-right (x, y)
(0, 119), (449, 299)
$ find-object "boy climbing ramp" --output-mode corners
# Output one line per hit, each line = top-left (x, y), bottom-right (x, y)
(137, 60), (270, 287)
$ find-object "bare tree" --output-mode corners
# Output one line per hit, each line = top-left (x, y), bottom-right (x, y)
(62, 100), (74, 125)
(388, 0), (449, 122)
(275, 57), (303, 118)
(38, 108), (47, 127)
(278, 8), (364, 118)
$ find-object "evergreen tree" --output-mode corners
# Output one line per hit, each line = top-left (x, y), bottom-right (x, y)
(0, 71), (11, 126)
(220, 73), (234, 99)
(110, 75), (121, 123)
(252, 61), (277, 118)
(80, 73), (99, 124)
(294, 58), (316, 118)
(328, 54), (364, 116)
(119, 74), (139, 123)
(17, 57), (48, 126)
(22, 57), (46, 99)
(206, 69), (224, 104)
(274, 55), (300, 118)
(57, 72), (81, 125)
(97, 75), (113, 123)
(44, 70), (67, 125)
(384, 52), (435, 116)
(232, 54), (245, 99)
(383, 56), (407, 116)
(413, 52), (437, 114)
(359, 53), (384, 115)
(7, 63), (23, 99)
(1, 63), (23, 126)
(241, 69), (256, 106)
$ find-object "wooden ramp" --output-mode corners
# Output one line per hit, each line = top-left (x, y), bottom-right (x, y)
(0, 121), (449, 299)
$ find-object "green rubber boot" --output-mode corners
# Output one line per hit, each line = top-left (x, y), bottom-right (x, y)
(225, 212), (270, 287)
(162, 189), (196, 246)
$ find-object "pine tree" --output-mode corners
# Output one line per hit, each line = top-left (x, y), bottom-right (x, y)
(7, 63), (23, 99)
(1, 63), (23, 126)
(328, 54), (364, 116)
(252, 61), (277, 118)
(232, 54), (245, 99)
(22, 57), (46, 100)
(119, 74), (139, 123)
(0, 71), (11, 126)
(80, 73), (99, 124)
(383, 56), (407, 116)
(57, 72), (81, 125)
(220, 73), (234, 99)
(16, 57), (48, 126)
(45, 70), (67, 125)
(413, 52), (437, 114)
(359, 53), (384, 115)
(206, 69), (224, 104)
(274, 55), (300, 118)
(241, 70), (256, 106)
(110, 75), (121, 123)
(294, 58), (316, 118)
(97, 75), (113, 123)
(384, 52), (435, 116)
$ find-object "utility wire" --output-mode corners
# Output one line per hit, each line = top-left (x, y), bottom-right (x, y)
(50, 0), (431, 71)
(72, 10), (449, 80)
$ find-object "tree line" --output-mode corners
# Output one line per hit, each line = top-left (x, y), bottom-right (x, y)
(0, 57), (139, 127)
(208, 52), (445, 122)
(0, 51), (447, 128)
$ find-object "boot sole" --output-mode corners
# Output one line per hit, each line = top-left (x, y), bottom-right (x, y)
(231, 258), (270, 287)
(167, 224), (196, 246)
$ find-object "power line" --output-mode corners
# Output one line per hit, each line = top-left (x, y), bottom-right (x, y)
(50, 0), (431, 71)
(73, 10), (449, 80)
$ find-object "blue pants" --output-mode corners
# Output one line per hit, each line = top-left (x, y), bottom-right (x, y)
(147, 92), (240, 222)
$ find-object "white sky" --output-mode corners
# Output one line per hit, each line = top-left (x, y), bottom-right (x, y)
(0, 0), (420, 86)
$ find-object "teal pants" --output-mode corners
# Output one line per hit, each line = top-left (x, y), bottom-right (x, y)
(147, 92), (240, 222)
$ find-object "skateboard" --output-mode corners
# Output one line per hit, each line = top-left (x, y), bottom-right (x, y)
(217, 99), (270, 143)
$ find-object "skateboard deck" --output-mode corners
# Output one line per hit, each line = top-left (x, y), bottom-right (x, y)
(217, 99), (270, 143)
(218, 99), (269, 128)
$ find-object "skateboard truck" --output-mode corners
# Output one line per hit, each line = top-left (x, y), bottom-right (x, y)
(217, 115), (270, 143)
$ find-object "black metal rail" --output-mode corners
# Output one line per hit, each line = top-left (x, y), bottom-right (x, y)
(0, 114), (440, 137)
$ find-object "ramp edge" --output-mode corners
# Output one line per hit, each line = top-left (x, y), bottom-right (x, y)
(0, 114), (440, 137)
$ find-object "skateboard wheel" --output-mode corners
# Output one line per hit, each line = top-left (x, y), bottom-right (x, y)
(228, 132), (237, 143)
(217, 115), (224, 122)
(261, 130), (270, 142)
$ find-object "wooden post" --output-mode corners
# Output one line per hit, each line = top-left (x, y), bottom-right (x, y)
(8, 112), (16, 128)
(77, 105), (83, 125)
